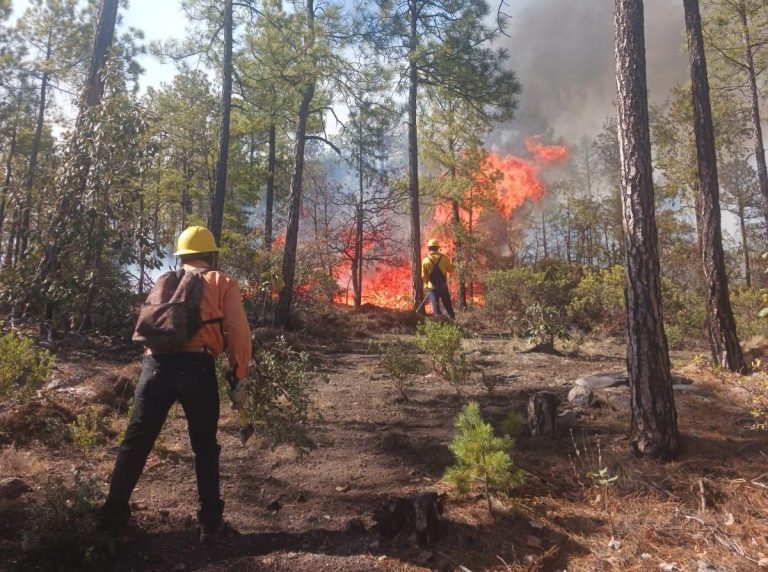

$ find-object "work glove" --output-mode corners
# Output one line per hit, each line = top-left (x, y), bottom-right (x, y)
(226, 374), (254, 410)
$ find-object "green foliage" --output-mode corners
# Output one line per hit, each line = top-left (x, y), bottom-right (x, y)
(229, 336), (320, 453)
(416, 320), (472, 392)
(444, 401), (525, 513)
(69, 407), (101, 453)
(484, 261), (583, 336)
(0, 331), (54, 401)
(21, 475), (108, 570)
(524, 302), (570, 348)
(567, 265), (625, 333)
(378, 340), (423, 401)
(500, 411), (526, 439)
(732, 286), (768, 339)
(661, 279), (707, 349)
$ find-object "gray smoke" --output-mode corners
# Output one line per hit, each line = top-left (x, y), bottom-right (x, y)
(494, 0), (689, 147)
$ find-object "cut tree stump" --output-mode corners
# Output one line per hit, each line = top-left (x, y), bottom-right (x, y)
(528, 391), (558, 436)
(374, 492), (444, 545)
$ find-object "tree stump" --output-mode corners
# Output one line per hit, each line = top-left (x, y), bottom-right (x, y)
(374, 492), (444, 545)
(528, 391), (558, 436)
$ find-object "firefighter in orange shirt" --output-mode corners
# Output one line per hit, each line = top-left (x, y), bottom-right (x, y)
(99, 226), (251, 546)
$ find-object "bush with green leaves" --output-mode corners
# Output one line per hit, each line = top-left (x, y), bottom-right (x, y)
(661, 279), (707, 349)
(444, 401), (525, 513)
(567, 265), (625, 333)
(484, 261), (583, 335)
(0, 331), (54, 401)
(21, 475), (108, 570)
(416, 320), (472, 393)
(524, 302), (571, 350)
(69, 407), (102, 453)
(378, 340), (423, 401)
(226, 336), (320, 453)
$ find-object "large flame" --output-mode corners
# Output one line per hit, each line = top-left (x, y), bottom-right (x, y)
(335, 136), (569, 309)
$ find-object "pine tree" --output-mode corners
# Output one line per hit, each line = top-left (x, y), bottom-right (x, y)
(444, 401), (524, 514)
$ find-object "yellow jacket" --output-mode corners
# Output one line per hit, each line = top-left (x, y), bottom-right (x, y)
(421, 252), (455, 289)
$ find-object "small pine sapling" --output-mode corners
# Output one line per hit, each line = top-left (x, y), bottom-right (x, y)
(444, 401), (525, 514)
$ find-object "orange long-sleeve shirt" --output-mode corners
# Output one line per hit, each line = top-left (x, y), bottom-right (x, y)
(177, 260), (252, 380)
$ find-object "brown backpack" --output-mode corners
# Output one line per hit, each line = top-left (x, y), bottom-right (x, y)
(132, 269), (221, 352)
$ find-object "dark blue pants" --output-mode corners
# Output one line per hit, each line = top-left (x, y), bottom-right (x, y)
(103, 353), (223, 528)
(428, 287), (455, 319)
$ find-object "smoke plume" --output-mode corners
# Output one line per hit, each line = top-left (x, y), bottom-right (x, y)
(495, 0), (689, 146)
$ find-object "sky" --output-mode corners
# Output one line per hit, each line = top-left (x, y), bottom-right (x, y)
(11, 0), (690, 145)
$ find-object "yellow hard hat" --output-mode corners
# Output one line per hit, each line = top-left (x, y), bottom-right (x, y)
(427, 238), (440, 248)
(174, 226), (219, 256)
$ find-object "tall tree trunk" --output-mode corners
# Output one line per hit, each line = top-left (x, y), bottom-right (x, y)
(209, 0), (233, 243)
(275, 0), (315, 328)
(30, 0), (119, 307)
(541, 211), (548, 259)
(684, 0), (745, 373)
(451, 199), (467, 310)
(19, 29), (53, 260)
(407, 0), (424, 311)
(0, 124), (16, 249)
(265, 123), (276, 249)
(737, 5), (768, 235)
(614, 0), (678, 460)
(354, 125), (364, 309)
(738, 205), (751, 287)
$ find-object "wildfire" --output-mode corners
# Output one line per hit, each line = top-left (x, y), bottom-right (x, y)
(335, 136), (569, 310)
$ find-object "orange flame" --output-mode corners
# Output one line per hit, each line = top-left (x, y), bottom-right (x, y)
(335, 136), (569, 309)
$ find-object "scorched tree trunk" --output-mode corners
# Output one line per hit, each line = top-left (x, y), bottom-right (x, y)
(614, 0), (678, 460)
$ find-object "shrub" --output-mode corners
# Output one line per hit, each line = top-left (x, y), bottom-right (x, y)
(483, 261), (583, 335)
(444, 401), (525, 514)
(21, 475), (108, 570)
(378, 340), (423, 402)
(228, 336), (320, 453)
(567, 265), (625, 333)
(0, 331), (54, 401)
(416, 320), (472, 393)
(732, 287), (768, 339)
(500, 411), (526, 438)
(69, 407), (102, 453)
(661, 279), (707, 349)
(524, 302), (570, 349)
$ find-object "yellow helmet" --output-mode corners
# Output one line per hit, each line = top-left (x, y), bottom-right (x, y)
(174, 226), (219, 256)
(427, 238), (440, 248)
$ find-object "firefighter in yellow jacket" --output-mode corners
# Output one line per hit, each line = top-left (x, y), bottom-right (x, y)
(421, 238), (456, 319)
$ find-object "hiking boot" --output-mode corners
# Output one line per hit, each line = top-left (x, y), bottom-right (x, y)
(199, 521), (224, 548)
(97, 502), (131, 534)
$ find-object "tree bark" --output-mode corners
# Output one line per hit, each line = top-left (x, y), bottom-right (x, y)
(0, 124), (16, 250)
(684, 0), (745, 372)
(19, 29), (53, 260)
(527, 391), (558, 436)
(354, 124), (364, 309)
(738, 205), (751, 287)
(614, 0), (678, 460)
(30, 0), (119, 301)
(737, 5), (768, 236)
(265, 123), (276, 249)
(407, 0), (424, 311)
(451, 199), (467, 309)
(275, 0), (315, 328)
(209, 0), (233, 243)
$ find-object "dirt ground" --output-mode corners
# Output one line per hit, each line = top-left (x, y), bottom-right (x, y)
(1, 308), (768, 571)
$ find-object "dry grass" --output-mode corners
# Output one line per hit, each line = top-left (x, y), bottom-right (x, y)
(0, 444), (47, 477)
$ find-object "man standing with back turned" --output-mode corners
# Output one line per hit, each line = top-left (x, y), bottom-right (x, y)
(421, 238), (456, 320)
(99, 225), (252, 546)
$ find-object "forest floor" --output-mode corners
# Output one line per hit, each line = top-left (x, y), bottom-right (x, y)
(1, 306), (768, 571)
